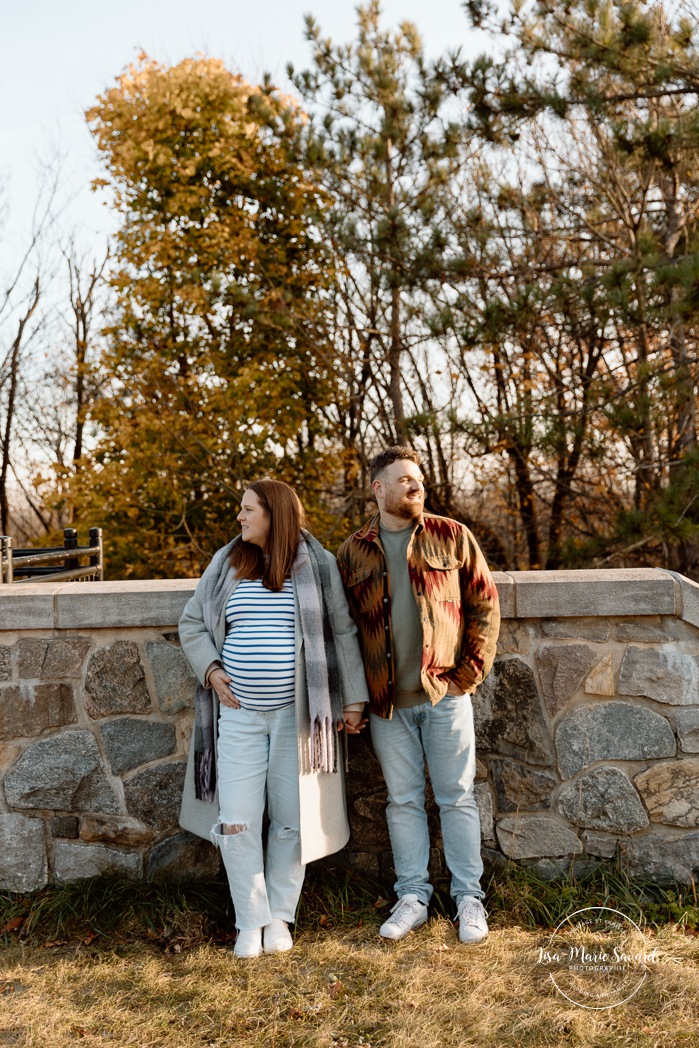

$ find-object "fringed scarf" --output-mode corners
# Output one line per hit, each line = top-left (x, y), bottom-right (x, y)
(192, 533), (344, 801)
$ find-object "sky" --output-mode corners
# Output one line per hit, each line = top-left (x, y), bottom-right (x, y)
(0, 0), (489, 258)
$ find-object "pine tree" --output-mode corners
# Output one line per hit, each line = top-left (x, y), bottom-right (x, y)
(290, 2), (468, 516)
(446, 0), (699, 572)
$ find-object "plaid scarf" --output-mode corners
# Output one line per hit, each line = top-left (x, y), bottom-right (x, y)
(192, 533), (344, 801)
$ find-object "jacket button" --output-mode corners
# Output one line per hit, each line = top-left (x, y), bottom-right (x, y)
(383, 598), (388, 603)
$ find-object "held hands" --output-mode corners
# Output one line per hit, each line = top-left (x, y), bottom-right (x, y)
(338, 709), (368, 734)
(208, 667), (240, 709)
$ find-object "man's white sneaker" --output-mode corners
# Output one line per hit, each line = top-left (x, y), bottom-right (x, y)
(379, 894), (428, 940)
(457, 897), (488, 944)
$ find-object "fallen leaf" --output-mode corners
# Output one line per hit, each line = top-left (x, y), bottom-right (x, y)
(0, 918), (24, 934)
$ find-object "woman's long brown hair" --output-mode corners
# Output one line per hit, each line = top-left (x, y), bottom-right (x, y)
(229, 479), (306, 591)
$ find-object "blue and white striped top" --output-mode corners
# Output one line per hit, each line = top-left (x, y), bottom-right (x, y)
(221, 578), (296, 711)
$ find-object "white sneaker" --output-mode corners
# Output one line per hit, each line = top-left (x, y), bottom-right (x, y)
(457, 897), (488, 944)
(379, 894), (428, 940)
(234, 927), (263, 958)
(263, 919), (293, 954)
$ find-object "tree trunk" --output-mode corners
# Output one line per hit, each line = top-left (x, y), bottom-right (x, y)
(508, 444), (542, 569)
(0, 277), (40, 534)
(385, 138), (408, 445)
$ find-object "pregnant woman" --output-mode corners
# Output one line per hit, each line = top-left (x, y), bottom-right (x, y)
(178, 478), (367, 958)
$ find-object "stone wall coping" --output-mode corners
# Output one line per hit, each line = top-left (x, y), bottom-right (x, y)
(0, 567), (691, 631)
(0, 579), (197, 631)
(666, 572), (699, 630)
(501, 567), (679, 620)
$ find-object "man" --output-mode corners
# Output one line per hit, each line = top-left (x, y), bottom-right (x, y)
(337, 446), (500, 944)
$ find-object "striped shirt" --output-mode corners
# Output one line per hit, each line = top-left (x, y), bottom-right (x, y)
(221, 578), (296, 711)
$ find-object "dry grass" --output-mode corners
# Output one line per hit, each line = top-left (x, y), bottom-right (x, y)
(1, 918), (699, 1047)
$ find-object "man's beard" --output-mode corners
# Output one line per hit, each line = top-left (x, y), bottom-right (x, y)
(384, 491), (424, 521)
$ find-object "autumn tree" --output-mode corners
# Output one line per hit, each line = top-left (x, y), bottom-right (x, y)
(74, 55), (338, 576)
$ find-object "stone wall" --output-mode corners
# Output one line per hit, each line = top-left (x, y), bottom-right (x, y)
(476, 570), (699, 885)
(1, 568), (699, 892)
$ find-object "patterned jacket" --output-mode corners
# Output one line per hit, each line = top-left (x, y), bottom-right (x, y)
(336, 512), (500, 718)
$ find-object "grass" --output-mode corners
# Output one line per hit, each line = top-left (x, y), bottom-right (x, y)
(0, 862), (698, 1047)
(481, 861), (699, 933)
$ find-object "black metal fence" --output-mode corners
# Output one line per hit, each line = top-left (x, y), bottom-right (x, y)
(0, 528), (104, 584)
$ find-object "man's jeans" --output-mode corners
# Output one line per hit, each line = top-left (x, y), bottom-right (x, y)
(370, 695), (484, 906)
(212, 704), (305, 931)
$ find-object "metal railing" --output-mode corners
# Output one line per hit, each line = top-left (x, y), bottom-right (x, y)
(0, 528), (104, 584)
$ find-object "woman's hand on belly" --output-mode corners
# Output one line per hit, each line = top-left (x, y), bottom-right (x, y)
(209, 667), (240, 709)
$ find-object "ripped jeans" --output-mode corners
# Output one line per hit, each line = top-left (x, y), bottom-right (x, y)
(212, 703), (305, 931)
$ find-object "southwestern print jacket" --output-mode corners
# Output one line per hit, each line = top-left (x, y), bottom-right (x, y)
(336, 512), (500, 719)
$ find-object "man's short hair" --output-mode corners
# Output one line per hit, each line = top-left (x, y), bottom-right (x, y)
(369, 446), (422, 483)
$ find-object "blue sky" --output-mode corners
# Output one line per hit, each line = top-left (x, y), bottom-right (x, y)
(0, 0), (487, 255)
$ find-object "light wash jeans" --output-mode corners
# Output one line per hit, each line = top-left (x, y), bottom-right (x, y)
(212, 703), (305, 931)
(370, 695), (484, 906)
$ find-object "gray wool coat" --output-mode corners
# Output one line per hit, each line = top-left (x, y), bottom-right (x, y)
(178, 544), (369, 864)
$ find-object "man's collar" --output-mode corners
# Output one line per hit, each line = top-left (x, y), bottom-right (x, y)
(359, 512), (425, 544)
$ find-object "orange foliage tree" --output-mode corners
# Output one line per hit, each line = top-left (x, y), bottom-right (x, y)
(70, 56), (339, 577)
